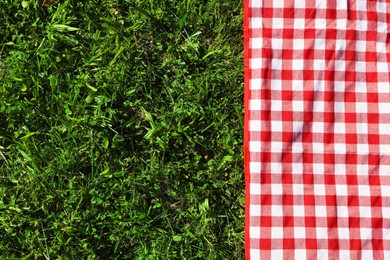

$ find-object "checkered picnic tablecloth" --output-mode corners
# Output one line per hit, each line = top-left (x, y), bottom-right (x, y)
(244, 1), (390, 259)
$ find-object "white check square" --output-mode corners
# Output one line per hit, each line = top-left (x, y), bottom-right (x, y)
(249, 141), (262, 152)
(294, 205), (305, 217)
(250, 58), (262, 69)
(313, 141), (325, 153)
(294, 1), (305, 8)
(295, 250), (306, 260)
(356, 1), (367, 11)
(293, 183), (304, 194)
(378, 22), (388, 33)
(250, 38), (262, 49)
(271, 79), (282, 90)
(381, 186), (390, 197)
(292, 80), (304, 91)
(250, 78), (262, 90)
(272, 59), (282, 70)
(250, 18), (262, 29)
(334, 102), (345, 113)
(272, 250), (284, 260)
(250, 99), (261, 111)
(377, 2), (387, 13)
(377, 41), (387, 53)
(250, 162), (261, 174)
(360, 229), (373, 241)
(336, 19), (347, 30)
(355, 61), (366, 72)
(378, 82), (390, 93)
(249, 227), (261, 238)
(313, 163), (325, 174)
(272, 1), (284, 8)
(314, 38), (326, 50)
(250, 0), (262, 8)
(380, 145), (390, 156)
(271, 162), (282, 174)
(358, 185), (371, 196)
(359, 206), (372, 218)
(272, 227), (284, 238)
(313, 100), (325, 113)
(293, 59), (304, 71)
(273, 18), (284, 29)
(312, 122), (324, 133)
(355, 40), (366, 52)
(339, 250), (350, 260)
(272, 205), (284, 216)
(357, 143), (370, 155)
(318, 250), (329, 260)
(334, 123), (345, 134)
(356, 122), (368, 134)
(335, 60), (345, 71)
(250, 249), (260, 259)
(314, 184), (326, 196)
(271, 183), (283, 195)
(249, 120), (262, 131)
(271, 120), (283, 132)
(355, 82), (366, 93)
(334, 143), (347, 154)
(356, 20), (368, 31)
(337, 206), (349, 218)
(361, 251), (374, 260)
(250, 205), (261, 216)
(337, 0), (348, 10)
(292, 141), (303, 153)
(377, 62), (388, 73)
(315, 206), (328, 217)
(338, 228), (350, 240)
(335, 163), (346, 174)
(356, 102), (368, 114)
(272, 38), (283, 49)
(294, 18), (305, 29)
(294, 227), (306, 238)
(316, 227), (328, 239)
(316, 1), (327, 9)
(250, 183), (261, 195)
(293, 100), (304, 112)
(293, 39), (305, 50)
(336, 185), (348, 196)
(314, 80), (325, 91)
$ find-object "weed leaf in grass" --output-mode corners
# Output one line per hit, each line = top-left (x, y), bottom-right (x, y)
(52, 24), (81, 32)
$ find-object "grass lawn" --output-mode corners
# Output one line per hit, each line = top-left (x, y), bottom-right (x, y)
(0, 0), (244, 258)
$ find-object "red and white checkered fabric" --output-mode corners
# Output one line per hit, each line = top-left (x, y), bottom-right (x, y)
(244, 0), (390, 259)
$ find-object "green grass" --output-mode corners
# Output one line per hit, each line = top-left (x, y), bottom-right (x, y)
(0, 0), (244, 258)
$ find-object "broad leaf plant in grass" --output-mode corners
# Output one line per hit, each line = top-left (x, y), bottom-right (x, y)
(0, 0), (244, 258)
